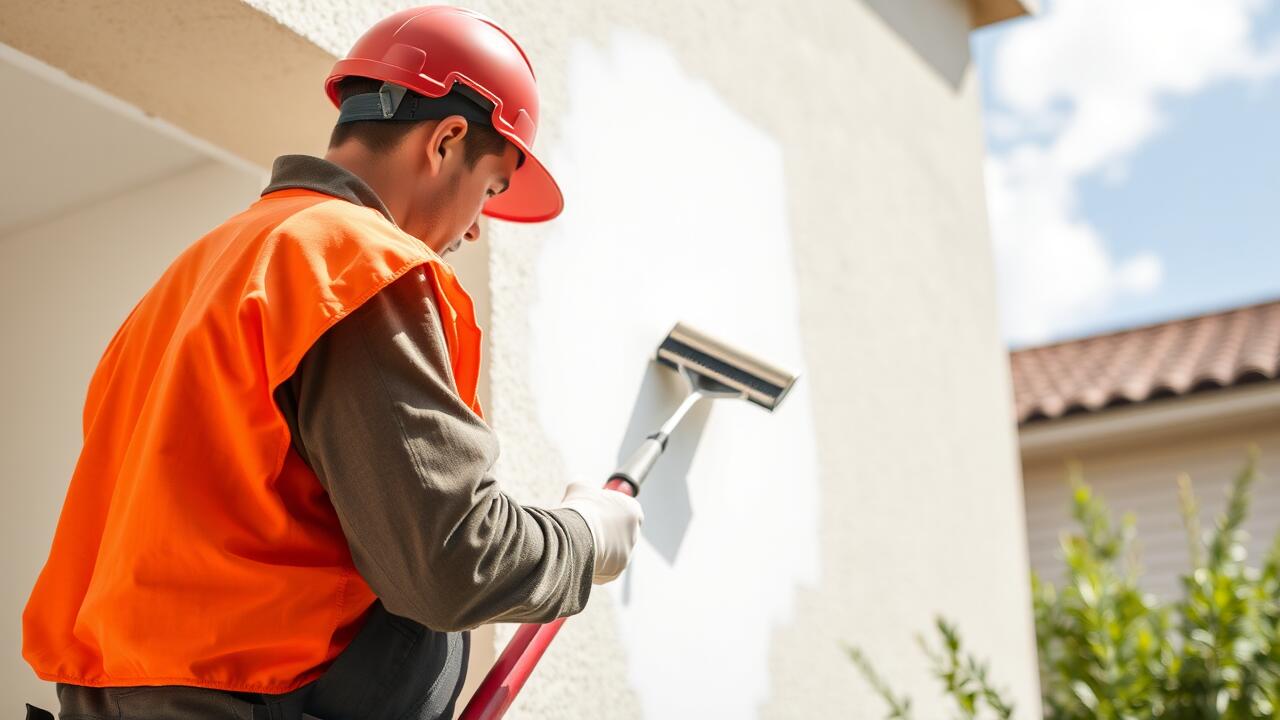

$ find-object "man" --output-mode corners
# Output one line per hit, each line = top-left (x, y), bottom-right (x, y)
(21, 7), (642, 720)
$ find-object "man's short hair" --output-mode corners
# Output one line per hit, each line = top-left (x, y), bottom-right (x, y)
(328, 77), (511, 165)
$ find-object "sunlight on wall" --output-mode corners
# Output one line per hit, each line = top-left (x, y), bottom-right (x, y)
(528, 30), (822, 719)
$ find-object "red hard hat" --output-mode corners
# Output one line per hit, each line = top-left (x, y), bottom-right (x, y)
(326, 6), (562, 223)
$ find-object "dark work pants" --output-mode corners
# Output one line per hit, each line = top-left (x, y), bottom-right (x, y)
(33, 602), (470, 720)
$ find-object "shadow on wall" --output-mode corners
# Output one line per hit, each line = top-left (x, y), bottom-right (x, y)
(614, 360), (712, 578)
(862, 0), (971, 90)
(529, 30), (823, 716)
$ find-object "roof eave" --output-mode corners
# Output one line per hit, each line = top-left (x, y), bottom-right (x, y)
(971, 0), (1038, 29)
(1018, 381), (1280, 461)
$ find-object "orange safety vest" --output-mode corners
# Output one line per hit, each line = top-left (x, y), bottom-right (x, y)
(22, 189), (483, 694)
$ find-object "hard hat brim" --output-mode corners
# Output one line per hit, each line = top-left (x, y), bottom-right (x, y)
(481, 136), (563, 223)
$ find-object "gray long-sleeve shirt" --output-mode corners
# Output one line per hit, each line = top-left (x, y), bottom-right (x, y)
(54, 155), (594, 720)
(266, 155), (595, 631)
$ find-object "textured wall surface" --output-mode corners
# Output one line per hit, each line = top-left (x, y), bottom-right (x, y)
(526, 31), (822, 719)
(5, 0), (1041, 716)
(243, 1), (1040, 716)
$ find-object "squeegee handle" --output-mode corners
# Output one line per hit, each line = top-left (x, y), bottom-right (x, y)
(458, 477), (636, 720)
(606, 435), (665, 495)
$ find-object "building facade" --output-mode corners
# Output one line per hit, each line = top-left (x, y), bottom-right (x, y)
(1015, 301), (1280, 601)
(1, 1), (1038, 716)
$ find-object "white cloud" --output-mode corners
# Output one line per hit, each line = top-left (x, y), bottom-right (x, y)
(985, 0), (1280, 344)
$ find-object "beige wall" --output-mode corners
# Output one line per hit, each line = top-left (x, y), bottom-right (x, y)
(1023, 388), (1280, 601)
(4, 1), (1041, 717)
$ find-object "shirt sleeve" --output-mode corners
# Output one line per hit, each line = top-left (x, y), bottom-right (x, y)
(273, 266), (595, 632)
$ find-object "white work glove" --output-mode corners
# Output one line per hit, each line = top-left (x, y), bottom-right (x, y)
(558, 482), (644, 585)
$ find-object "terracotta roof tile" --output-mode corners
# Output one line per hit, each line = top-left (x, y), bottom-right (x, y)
(1010, 300), (1280, 424)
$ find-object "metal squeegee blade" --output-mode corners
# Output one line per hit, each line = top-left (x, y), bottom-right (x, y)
(655, 323), (799, 410)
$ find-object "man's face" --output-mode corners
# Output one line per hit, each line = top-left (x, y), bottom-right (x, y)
(411, 125), (520, 257)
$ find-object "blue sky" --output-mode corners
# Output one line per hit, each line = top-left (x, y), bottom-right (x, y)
(971, 0), (1280, 347)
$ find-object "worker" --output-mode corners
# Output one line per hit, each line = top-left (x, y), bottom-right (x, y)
(20, 7), (643, 720)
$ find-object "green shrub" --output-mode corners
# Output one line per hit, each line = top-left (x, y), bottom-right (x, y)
(847, 453), (1280, 719)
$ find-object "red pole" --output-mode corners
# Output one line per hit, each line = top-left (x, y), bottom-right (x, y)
(458, 478), (637, 720)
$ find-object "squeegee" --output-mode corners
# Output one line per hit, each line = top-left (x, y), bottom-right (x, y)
(458, 322), (799, 720)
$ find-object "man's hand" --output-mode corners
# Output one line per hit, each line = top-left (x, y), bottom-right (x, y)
(557, 482), (644, 584)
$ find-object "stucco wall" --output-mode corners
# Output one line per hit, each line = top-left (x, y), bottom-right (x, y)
(1024, 400), (1280, 602)
(0, 161), (266, 710)
(3, 0), (1041, 716)
(245, 1), (1041, 717)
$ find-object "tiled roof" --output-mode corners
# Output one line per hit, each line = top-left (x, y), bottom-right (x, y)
(1011, 300), (1280, 424)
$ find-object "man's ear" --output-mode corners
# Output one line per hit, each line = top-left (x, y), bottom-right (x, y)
(425, 116), (469, 174)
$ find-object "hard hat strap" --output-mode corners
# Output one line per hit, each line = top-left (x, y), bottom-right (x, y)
(337, 82), (494, 127)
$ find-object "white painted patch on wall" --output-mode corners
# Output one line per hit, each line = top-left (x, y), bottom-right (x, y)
(528, 30), (821, 719)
